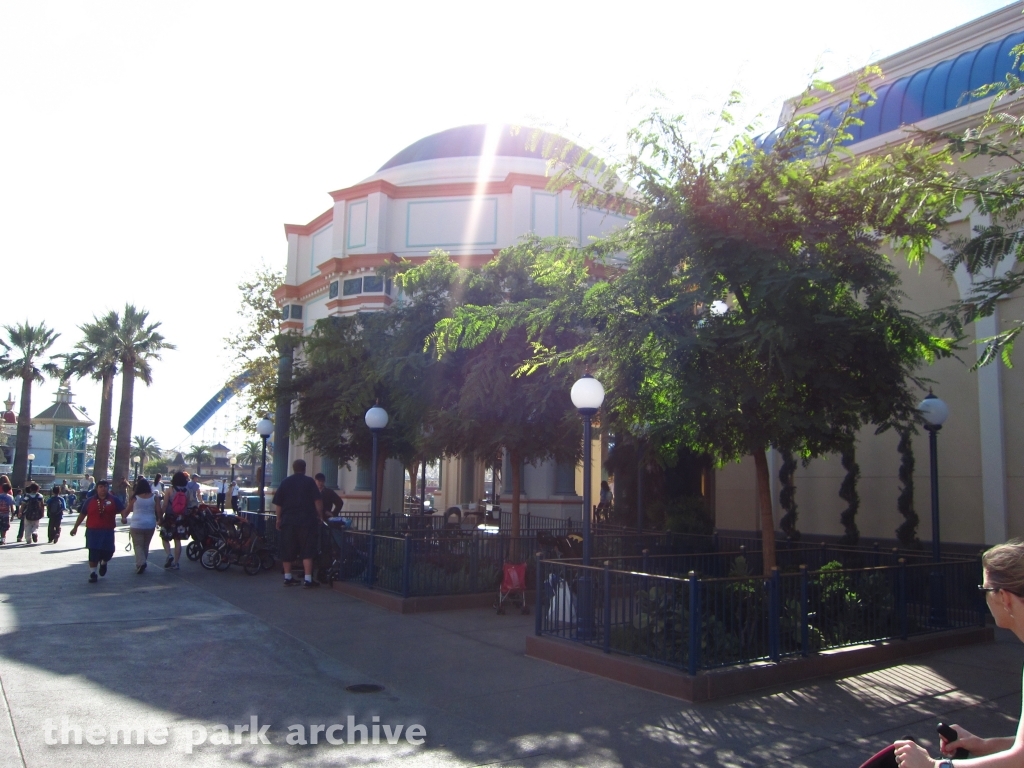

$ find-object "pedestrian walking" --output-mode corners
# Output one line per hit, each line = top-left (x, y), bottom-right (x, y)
(216, 478), (227, 512)
(230, 480), (240, 513)
(13, 486), (24, 542)
(18, 483), (45, 544)
(186, 473), (202, 511)
(70, 480), (126, 582)
(126, 477), (161, 574)
(0, 481), (13, 545)
(45, 485), (65, 543)
(160, 471), (191, 569)
(272, 459), (324, 588)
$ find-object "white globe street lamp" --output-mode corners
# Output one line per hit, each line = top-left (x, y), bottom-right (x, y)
(919, 391), (949, 625)
(27, 453), (35, 481)
(365, 404), (389, 531)
(571, 374), (604, 567)
(256, 416), (274, 513)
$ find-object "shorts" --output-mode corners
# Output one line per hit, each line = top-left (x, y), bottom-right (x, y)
(281, 517), (319, 561)
(85, 528), (116, 563)
(0, 516), (8, 535)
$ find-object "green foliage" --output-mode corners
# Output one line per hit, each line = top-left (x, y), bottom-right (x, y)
(916, 43), (1024, 368)
(225, 263), (284, 434)
(658, 495), (714, 535)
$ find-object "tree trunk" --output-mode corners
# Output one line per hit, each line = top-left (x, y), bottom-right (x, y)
(509, 447), (521, 560)
(92, 369), (114, 481)
(112, 363), (135, 484)
(11, 373), (33, 487)
(752, 449), (776, 575)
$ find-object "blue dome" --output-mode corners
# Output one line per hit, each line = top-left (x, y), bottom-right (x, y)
(378, 125), (563, 172)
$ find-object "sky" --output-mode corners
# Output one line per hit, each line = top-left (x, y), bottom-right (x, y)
(0, 0), (1017, 459)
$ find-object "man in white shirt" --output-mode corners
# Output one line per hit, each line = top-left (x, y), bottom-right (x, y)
(230, 481), (240, 513)
(216, 478), (227, 512)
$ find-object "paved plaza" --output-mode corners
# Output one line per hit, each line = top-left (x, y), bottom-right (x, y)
(0, 520), (1017, 767)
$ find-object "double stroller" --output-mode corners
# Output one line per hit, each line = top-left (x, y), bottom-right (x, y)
(187, 507), (275, 575)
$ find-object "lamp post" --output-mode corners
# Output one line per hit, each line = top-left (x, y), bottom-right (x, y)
(919, 391), (949, 625)
(256, 416), (274, 514)
(365, 405), (389, 530)
(229, 456), (237, 483)
(571, 375), (605, 565)
(27, 453), (35, 481)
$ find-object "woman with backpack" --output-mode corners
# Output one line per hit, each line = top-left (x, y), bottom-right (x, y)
(0, 481), (13, 545)
(160, 471), (191, 570)
(18, 483), (45, 544)
(126, 477), (161, 574)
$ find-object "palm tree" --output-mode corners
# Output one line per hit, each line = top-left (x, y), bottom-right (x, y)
(110, 306), (174, 484)
(0, 322), (61, 486)
(185, 444), (213, 477)
(64, 311), (119, 481)
(131, 435), (161, 475)
(237, 439), (262, 484)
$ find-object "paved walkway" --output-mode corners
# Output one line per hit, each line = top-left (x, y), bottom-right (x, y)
(0, 521), (1018, 767)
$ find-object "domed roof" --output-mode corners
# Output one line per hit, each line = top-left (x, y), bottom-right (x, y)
(378, 124), (565, 172)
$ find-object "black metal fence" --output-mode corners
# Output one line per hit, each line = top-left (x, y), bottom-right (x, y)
(536, 557), (985, 673)
(335, 529), (538, 598)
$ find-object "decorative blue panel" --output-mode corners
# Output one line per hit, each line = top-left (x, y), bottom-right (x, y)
(343, 278), (362, 296)
(900, 68), (932, 125)
(969, 40), (1002, 94)
(879, 78), (910, 135)
(281, 305), (290, 320)
(363, 275), (384, 292)
(329, 280), (339, 299)
(289, 304), (303, 319)
(946, 50), (979, 109)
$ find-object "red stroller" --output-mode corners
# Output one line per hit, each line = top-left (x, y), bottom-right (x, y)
(496, 562), (530, 615)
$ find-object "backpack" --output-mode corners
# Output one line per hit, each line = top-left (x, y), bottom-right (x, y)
(24, 496), (44, 521)
(170, 489), (188, 515)
(46, 496), (64, 516)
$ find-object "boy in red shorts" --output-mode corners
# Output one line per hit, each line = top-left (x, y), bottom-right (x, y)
(70, 480), (126, 582)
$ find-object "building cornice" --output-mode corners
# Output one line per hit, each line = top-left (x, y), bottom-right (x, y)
(328, 172), (554, 203)
(283, 207), (334, 237)
(793, 2), (1024, 115)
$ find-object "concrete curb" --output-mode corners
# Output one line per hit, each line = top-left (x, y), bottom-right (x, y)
(525, 625), (995, 702)
(332, 580), (536, 614)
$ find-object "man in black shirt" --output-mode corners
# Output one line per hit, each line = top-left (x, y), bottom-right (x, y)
(271, 459), (323, 588)
(314, 472), (344, 520)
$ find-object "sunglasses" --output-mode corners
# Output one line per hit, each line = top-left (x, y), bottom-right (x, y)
(979, 585), (1001, 594)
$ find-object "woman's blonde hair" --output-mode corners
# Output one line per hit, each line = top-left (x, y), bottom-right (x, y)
(983, 539), (1024, 595)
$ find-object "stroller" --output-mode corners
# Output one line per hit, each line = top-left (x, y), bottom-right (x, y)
(495, 561), (530, 615)
(200, 514), (273, 575)
(185, 506), (223, 561)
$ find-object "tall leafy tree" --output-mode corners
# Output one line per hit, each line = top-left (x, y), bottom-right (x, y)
(532, 86), (955, 573)
(0, 322), (60, 486)
(64, 311), (120, 480)
(226, 264), (283, 433)
(424, 239), (588, 537)
(110, 306), (174, 484)
(185, 444), (213, 476)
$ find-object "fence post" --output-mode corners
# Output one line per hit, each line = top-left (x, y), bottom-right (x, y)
(769, 567), (781, 662)
(713, 529), (719, 553)
(603, 561), (612, 654)
(526, 512), (531, 532)
(899, 558), (908, 640)
(470, 532), (479, 593)
(402, 534), (411, 599)
(535, 553), (543, 636)
(642, 548), (650, 574)
(339, 527), (347, 581)
(688, 570), (700, 675)
(800, 564), (809, 657)
(368, 531), (376, 589)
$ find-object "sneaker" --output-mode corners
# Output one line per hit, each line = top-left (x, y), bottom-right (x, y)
(139, 563), (146, 574)
(98, 561), (107, 577)
(283, 578), (299, 587)
(303, 580), (320, 589)
(164, 556), (174, 569)
(32, 534), (37, 543)
(88, 573), (98, 583)
(170, 562), (180, 570)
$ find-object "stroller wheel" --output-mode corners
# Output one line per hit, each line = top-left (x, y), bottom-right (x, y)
(214, 551), (231, 571)
(186, 542), (201, 561)
(200, 548), (221, 571)
(242, 554), (261, 575)
(259, 550), (275, 571)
